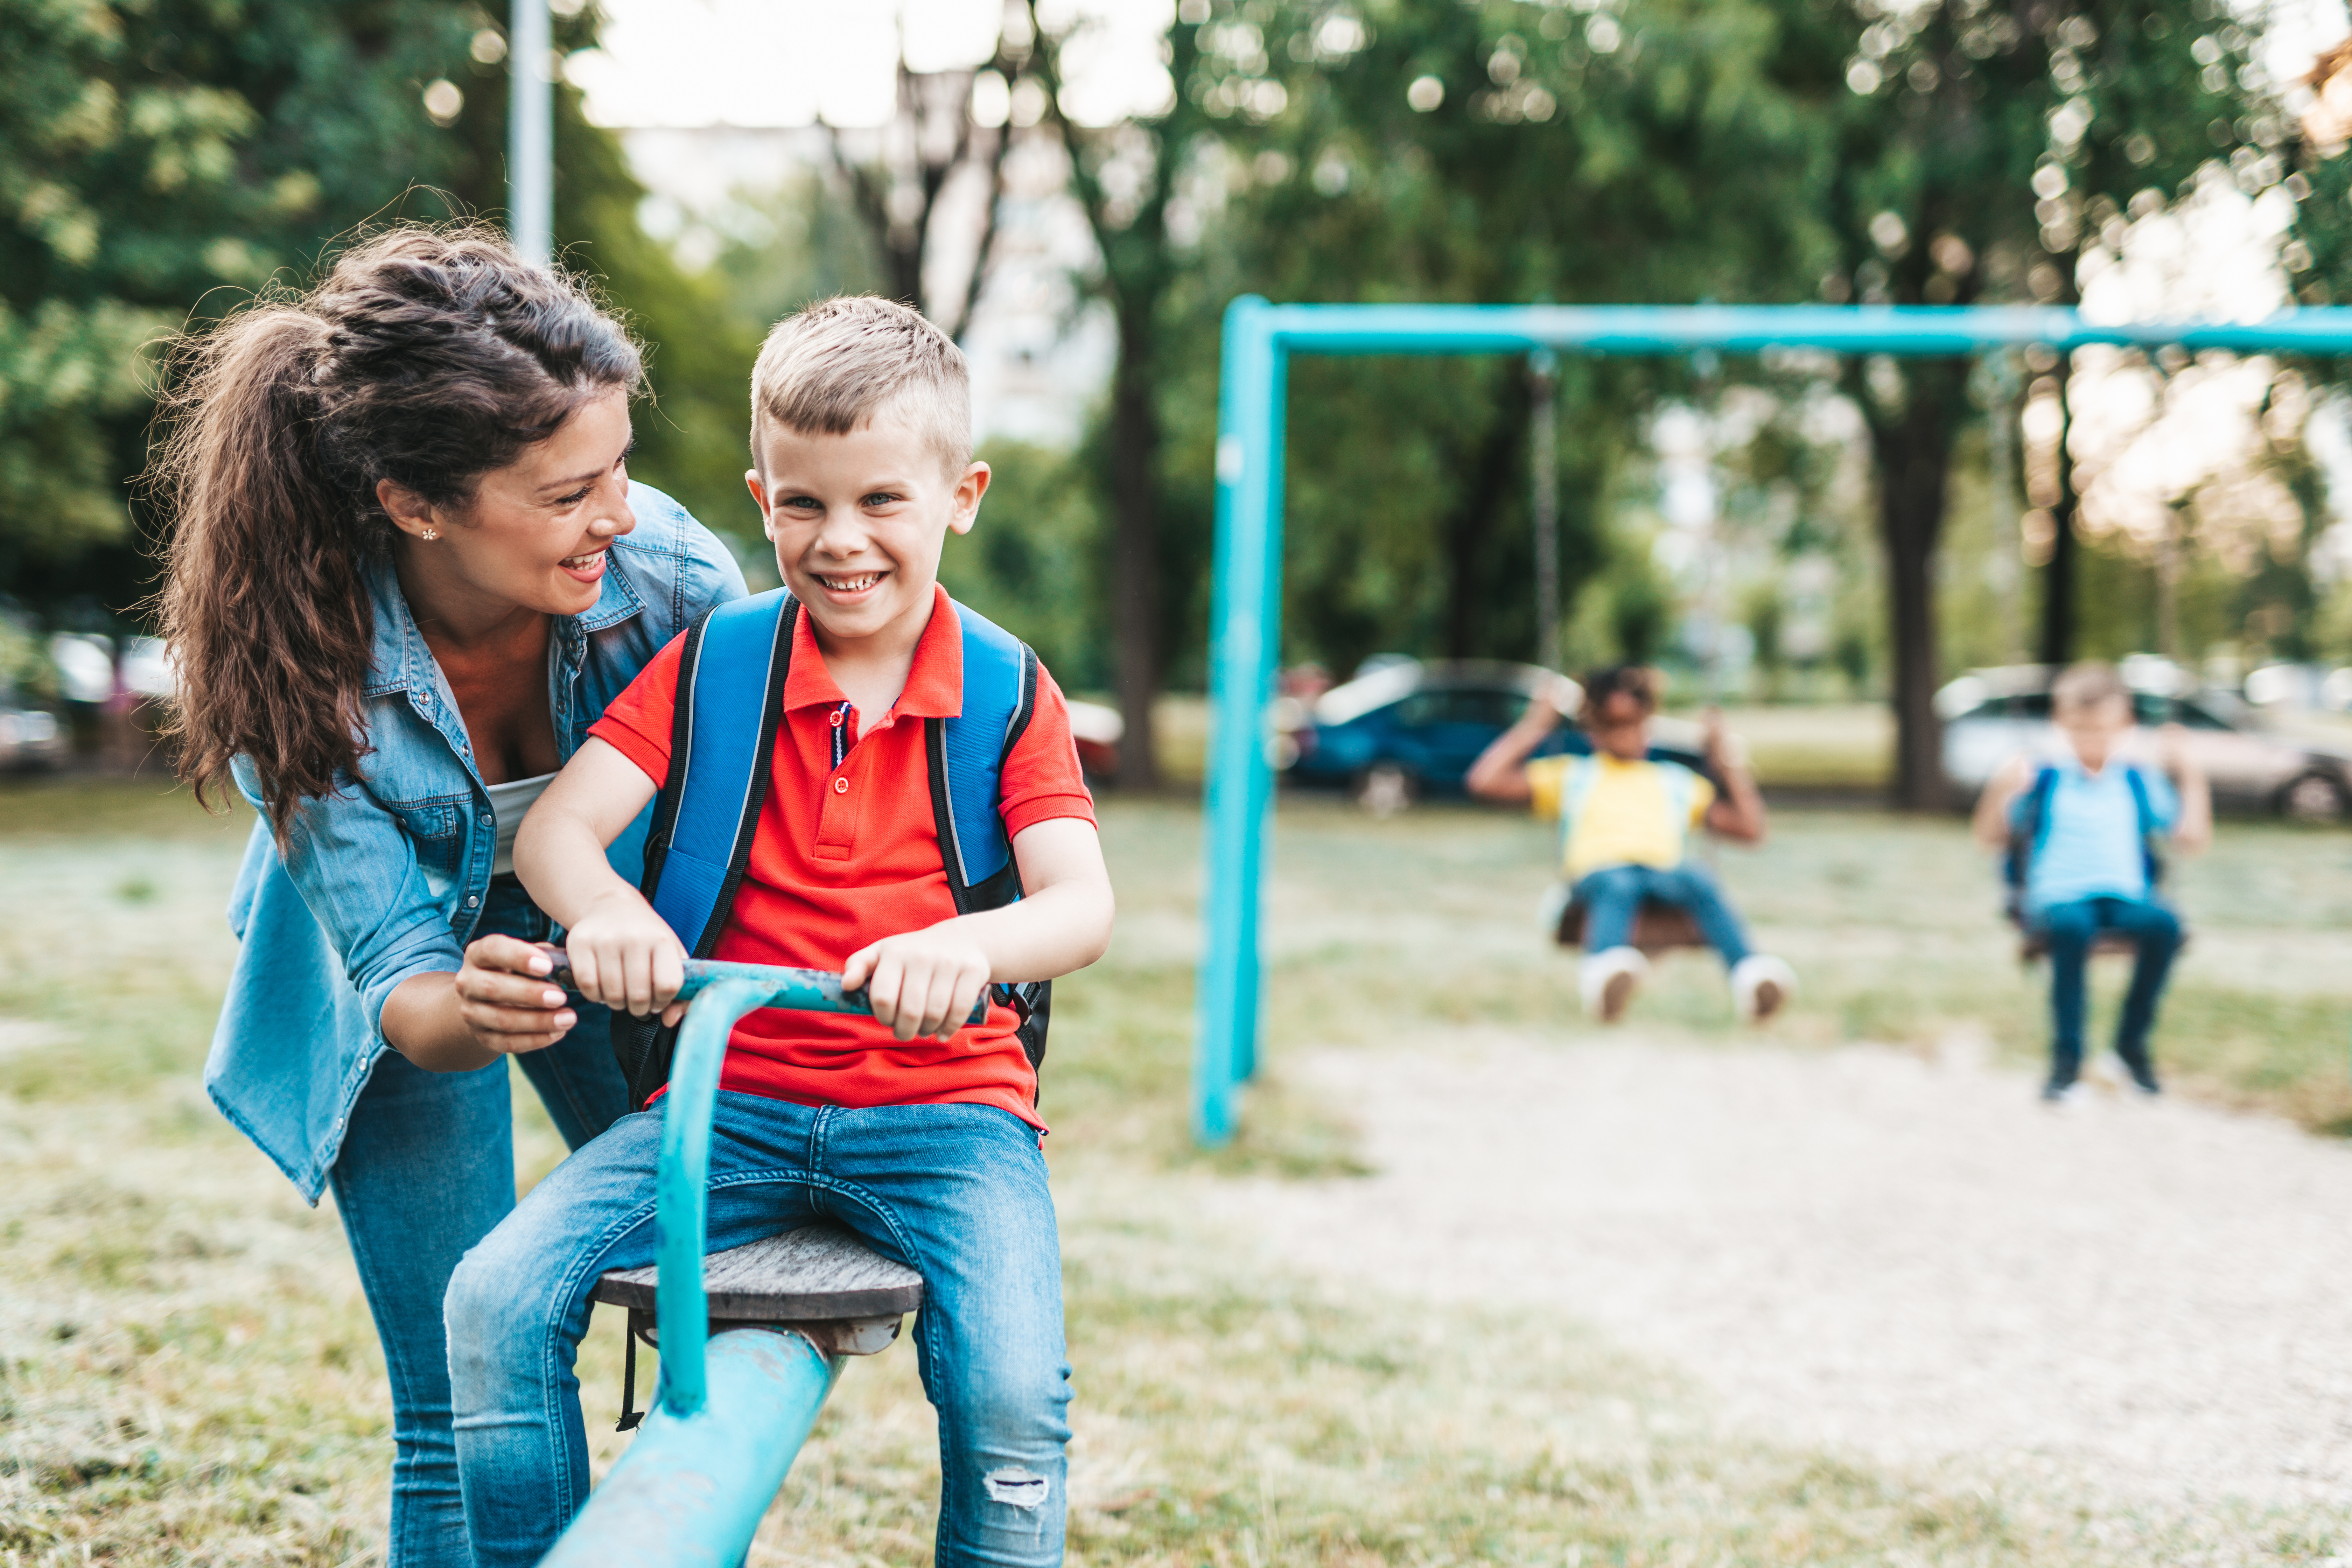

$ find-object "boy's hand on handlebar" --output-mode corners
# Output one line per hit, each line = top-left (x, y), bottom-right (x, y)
(562, 888), (689, 1026)
(454, 934), (578, 1055)
(844, 927), (992, 1042)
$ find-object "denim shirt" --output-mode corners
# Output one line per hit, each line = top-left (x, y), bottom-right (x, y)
(204, 482), (747, 1202)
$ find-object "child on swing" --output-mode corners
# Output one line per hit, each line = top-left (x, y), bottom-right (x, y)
(1469, 665), (1793, 1023)
(1970, 660), (2210, 1103)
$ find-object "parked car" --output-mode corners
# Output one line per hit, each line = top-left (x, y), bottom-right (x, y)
(0, 693), (65, 771)
(1938, 662), (2352, 821)
(1281, 658), (1709, 811)
(1065, 698), (1124, 782)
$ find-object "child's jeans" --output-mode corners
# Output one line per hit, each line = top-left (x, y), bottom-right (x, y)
(444, 1094), (1071, 1568)
(1573, 861), (1754, 968)
(2030, 894), (2183, 1085)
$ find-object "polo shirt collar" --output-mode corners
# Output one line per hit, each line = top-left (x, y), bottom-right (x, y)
(782, 584), (962, 720)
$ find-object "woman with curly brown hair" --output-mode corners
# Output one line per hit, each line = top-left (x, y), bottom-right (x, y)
(153, 226), (744, 1565)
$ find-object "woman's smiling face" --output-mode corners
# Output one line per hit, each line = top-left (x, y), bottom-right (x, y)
(383, 390), (638, 619)
(745, 407), (988, 649)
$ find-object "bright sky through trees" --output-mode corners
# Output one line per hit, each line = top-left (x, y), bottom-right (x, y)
(569, 0), (1175, 128)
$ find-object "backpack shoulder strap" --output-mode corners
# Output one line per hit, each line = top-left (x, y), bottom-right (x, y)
(925, 598), (1050, 1072)
(641, 588), (797, 956)
(2003, 764), (2060, 896)
(1558, 755), (1598, 861)
(2123, 764), (2166, 886)
(925, 598), (1038, 915)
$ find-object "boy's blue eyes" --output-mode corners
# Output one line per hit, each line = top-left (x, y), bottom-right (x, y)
(779, 493), (905, 510)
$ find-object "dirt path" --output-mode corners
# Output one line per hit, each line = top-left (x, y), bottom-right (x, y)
(1210, 1030), (2352, 1508)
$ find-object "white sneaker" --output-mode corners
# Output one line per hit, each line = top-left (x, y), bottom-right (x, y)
(1580, 947), (1647, 1022)
(1731, 955), (1796, 1024)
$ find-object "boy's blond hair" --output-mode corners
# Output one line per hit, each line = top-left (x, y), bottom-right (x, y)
(2051, 660), (2129, 716)
(749, 296), (970, 477)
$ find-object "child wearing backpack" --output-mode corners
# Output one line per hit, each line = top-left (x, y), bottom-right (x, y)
(441, 296), (1114, 1568)
(1970, 661), (2210, 1103)
(1468, 665), (1794, 1023)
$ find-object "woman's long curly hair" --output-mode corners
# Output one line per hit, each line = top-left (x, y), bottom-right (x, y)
(151, 226), (642, 846)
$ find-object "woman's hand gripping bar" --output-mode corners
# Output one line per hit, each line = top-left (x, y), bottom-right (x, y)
(530, 944), (991, 1027)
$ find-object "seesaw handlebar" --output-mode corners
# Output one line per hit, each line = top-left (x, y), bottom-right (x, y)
(529, 946), (987, 1420)
(530, 945), (991, 1028)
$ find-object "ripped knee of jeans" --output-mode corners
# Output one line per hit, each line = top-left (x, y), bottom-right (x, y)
(983, 1466), (1050, 1510)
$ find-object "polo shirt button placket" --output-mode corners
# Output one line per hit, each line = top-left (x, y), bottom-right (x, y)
(833, 776), (849, 794)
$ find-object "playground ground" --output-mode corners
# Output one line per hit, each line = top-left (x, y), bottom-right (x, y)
(5, 781), (2352, 1564)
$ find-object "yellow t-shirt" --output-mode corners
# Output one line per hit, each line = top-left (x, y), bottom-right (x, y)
(1524, 753), (1715, 880)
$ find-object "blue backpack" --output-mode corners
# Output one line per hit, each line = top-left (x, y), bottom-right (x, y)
(612, 588), (1050, 1110)
(2001, 762), (2164, 923)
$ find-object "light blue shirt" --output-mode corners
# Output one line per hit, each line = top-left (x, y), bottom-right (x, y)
(2014, 756), (2178, 911)
(205, 484), (746, 1202)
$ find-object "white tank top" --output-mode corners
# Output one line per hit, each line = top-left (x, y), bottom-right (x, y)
(484, 772), (559, 878)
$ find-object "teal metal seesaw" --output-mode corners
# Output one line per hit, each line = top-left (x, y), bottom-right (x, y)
(533, 954), (985, 1566)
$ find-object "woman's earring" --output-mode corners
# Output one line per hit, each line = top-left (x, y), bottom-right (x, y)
(420, 527), (439, 541)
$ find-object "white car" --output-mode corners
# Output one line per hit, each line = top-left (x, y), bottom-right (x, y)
(1938, 663), (2352, 821)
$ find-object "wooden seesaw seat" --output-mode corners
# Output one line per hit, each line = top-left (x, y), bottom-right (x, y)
(593, 1225), (924, 1426)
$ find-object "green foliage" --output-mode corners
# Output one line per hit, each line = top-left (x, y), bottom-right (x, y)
(1174, 0), (1831, 677)
(0, 0), (763, 616)
(938, 442), (1112, 693)
(0, 0), (497, 600)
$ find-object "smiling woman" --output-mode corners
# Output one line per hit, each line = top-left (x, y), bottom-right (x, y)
(147, 225), (746, 1568)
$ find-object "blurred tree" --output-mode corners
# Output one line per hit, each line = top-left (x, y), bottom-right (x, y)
(0, 0), (487, 609)
(1194, 0), (1825, 684)
(824, 36), (1018, 339)
(1780, 0), (2262, 805)
(1026, 0), (1219, 787)
(706, 170), (884, 339)
(0, 0), (758, 621)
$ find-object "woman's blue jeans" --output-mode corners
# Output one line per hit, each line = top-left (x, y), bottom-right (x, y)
(328, 1024), (630, 1568)
(443, 1095), (1072, 1568)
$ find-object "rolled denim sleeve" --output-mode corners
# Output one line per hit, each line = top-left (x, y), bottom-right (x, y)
(232, 756), (466, 1038)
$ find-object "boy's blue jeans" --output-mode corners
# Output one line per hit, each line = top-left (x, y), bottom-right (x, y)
(1574, 861), (1753, 968)
(2030, 894), (2182, 1086)
(444, 1094), (1071, 1568)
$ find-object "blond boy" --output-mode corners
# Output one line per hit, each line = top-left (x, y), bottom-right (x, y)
(442, 298), (1113, 1566)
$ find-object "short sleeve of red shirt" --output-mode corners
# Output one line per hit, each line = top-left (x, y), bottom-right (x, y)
(586, 625), (1098, 838)
(1001, 668), (1096, 836)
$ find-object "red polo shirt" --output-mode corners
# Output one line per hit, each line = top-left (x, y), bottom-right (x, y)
(587, 587), (1094, 1128)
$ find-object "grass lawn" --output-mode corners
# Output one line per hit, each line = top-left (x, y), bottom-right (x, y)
(2, 778), (2347, 1564)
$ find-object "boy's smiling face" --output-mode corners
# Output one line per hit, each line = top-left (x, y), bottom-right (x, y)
(744, 406), (988, 651)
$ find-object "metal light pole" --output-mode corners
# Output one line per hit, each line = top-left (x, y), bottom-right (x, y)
(1529, 349), (1560, 670)
(509, 0), (552, 265)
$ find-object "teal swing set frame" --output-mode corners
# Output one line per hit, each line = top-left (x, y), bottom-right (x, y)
(1190, 296), (2352, 1146)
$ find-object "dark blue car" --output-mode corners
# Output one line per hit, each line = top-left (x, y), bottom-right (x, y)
(1280, 659), (1711, 812)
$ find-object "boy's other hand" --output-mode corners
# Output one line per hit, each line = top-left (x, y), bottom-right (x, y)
(454, 934), (578, 1055)
(845, 927), (992, 1042)
(2157, 721), (2198, 776)
(562, 888), (689, 1026)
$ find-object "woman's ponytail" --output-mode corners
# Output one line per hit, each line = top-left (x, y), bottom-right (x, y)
(156, 305), (373, 841)
(149, 226), (642, 846)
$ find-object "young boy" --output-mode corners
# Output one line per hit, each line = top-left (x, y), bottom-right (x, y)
(1467, 665), (1793, 1023)
(442, 297), (1114, 1567)
(1971, 661), (2210, 1103)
